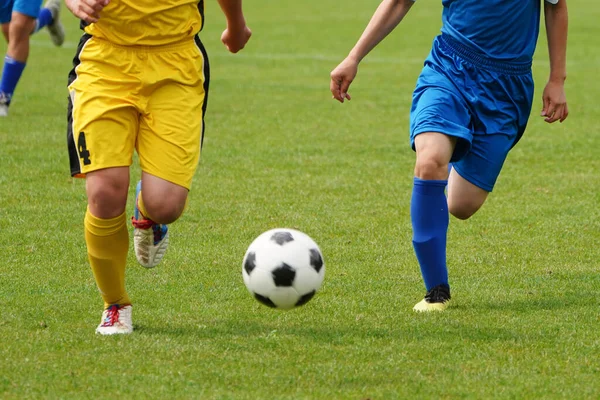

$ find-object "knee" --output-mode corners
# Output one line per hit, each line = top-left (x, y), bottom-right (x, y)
(87, 179), (129, 218)
(448, 201), (481, 220)
(414, 157), (449, 180)
(142, 195), (185, 225)
(9, 14), (34, 39)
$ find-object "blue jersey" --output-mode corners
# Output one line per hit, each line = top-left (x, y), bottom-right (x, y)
(409, 0), (561, 190)
(440, 0), (558, 63)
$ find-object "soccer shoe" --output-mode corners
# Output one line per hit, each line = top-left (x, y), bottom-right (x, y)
(413, 284), (451, 312)
(0, 92), (9, 117)
(96, 304), (133, 335)
(44, 0), (65, 46)
(131, 181), (169, 269)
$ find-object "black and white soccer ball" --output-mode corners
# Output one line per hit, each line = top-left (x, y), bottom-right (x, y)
(242, 228), (325, 310)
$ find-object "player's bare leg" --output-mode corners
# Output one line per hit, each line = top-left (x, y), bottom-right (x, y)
(0, 24), (8, 116)
(85, 167), (134, 335)
(1, 2), (62, 117)
(0, 12), (35, 116)
(1, 23), (9, 42)
(132, 172), (188, 269)
(447, 168), (489, 220)
(412, 132), (455, 312)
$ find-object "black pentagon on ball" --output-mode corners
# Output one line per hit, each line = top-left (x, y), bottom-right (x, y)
(271, 263), (296, 287)
(244, 252), (257, 275)
(254, 293), (277, 308)
(309, 249), (323, 273)
(270, 231), (294, 245)
(295, 290), (316, 307)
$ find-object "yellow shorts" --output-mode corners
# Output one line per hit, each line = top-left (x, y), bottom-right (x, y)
(67, 34), (210, 189)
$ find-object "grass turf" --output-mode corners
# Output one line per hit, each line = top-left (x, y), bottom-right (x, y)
(1, 0), (599, 398)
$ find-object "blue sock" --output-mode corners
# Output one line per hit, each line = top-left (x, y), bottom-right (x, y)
(0, 56), (27, 104)
(35, 8), (54, 32)
(411, 177), (449, 291)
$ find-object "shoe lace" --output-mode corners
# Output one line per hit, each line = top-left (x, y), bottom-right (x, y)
(100, 305), (121, 327)
(425, 285), (451, 303)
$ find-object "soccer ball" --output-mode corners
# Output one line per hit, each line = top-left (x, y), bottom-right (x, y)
(242, 228), (325, 310)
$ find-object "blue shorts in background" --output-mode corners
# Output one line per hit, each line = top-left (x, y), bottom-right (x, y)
(0, 0), (43, 24)
(410, 34), (535, 192)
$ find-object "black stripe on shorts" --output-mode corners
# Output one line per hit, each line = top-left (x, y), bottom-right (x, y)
(66, 33), (93, 178)
(195, 35), (210, 149)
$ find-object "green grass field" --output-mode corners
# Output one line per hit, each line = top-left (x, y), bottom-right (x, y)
(1, 1), (599, 398)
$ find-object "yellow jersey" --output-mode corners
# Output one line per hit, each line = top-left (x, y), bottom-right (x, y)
(84, 0), (204, 46)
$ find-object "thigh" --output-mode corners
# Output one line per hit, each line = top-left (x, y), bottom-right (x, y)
(414, 132), (456, 180)
(12, 0), (41, 18)
(452, 133), (514, 192)
(141, 171), (189, 218)
(410, 58), (474, 162)
(137, 37), (209, 190)
(447, 167), (489, 219)
(453, 70), (534, 192)
(67, 35), (140, 178)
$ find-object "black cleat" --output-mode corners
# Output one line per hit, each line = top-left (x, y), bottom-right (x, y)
(413, 284), (451, 312)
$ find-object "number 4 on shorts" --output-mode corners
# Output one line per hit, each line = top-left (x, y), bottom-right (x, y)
(77, 131), (91, 166)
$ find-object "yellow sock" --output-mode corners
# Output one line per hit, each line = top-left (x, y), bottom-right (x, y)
(84, 207), (131, 308)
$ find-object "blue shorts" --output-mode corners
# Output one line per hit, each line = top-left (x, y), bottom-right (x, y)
(0, 0), (42, 24)
(410, 34), (534, 192)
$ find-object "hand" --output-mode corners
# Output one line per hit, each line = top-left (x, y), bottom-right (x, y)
(221, 23), (252, 53)
(541, 80), (568, 123)
(330, 57), (358, 103)
(65, 0), (110, 24)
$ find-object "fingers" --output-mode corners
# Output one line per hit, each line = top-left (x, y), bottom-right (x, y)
(329, 78), (343, 103)
(78, 7), (100, 23)
(229, 30), (251, 53)
(329, 74), (352, 103)
(339, 79), (352, 101)
(221, 27), (252, 53)
(70, 0), (109, 23)
(540, 95), (550, 119)
(541, 81), (568, 124)
(329, 58), (358, 104)
(329, 79), (339, 102)
(330, 79), (351, 103)
(543, 101), (557, 123)
(560, 103), (569, 123)
(542, 100), (569, 123)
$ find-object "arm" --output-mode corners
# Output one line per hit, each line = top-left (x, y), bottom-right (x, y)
(330, 0), (415, 103)
(541, 0), (569, 123)
(217, 0), (252, 53)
